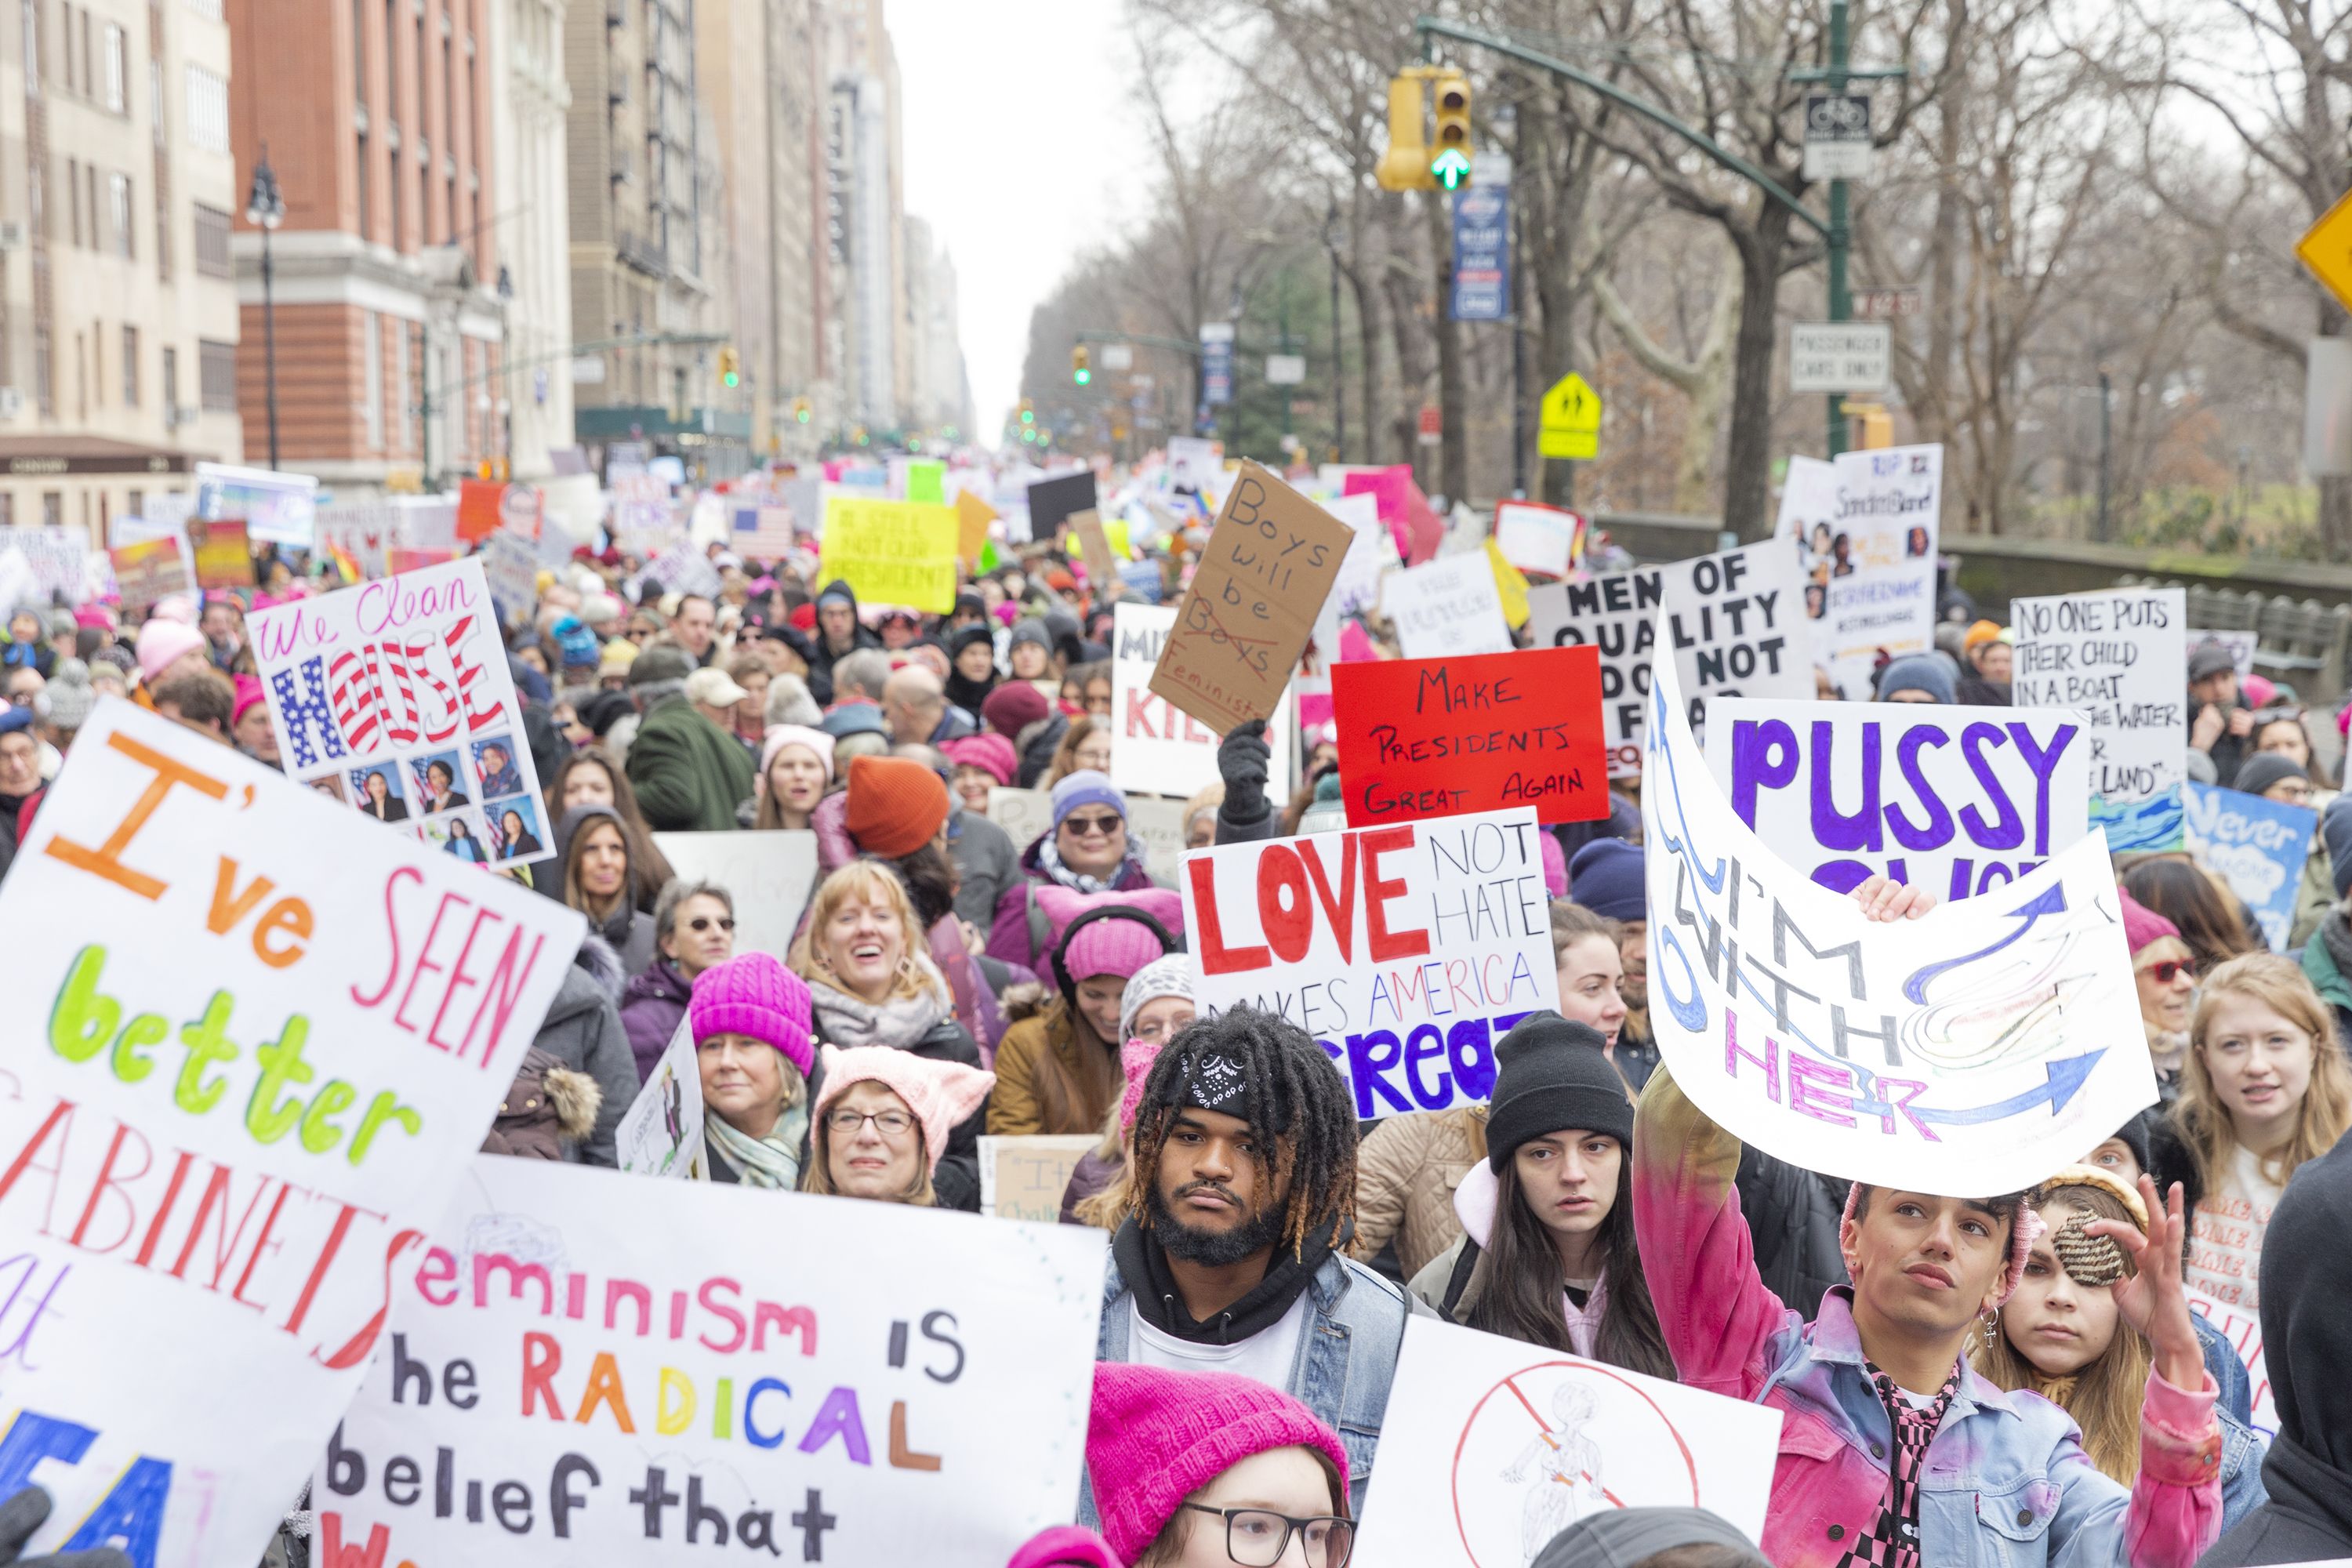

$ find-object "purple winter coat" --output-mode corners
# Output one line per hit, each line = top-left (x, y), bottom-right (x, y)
(985, 833), (1156, 971)
(618, 957), (693, 1082)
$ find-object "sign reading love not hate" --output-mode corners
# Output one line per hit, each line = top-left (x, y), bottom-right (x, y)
(1704, 700), (2090, 902)
(1110, 602), (1293, 800)
(2, 699), (583, 1568)
(1332, 648), (1609, 828)
(1642, 630), (2154, 1196)
(2181, 781), (2316, 951)
(315, 1157), (1106, 1568)
(1181, 809), (1562, 1118)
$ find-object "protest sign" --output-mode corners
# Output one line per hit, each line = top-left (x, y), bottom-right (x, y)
(1778, 445), (1942, 699)
(955, 489), (996, 568)
(1166, 437), (1225, 503)
(1026, 470), (1098, 537)
(1642, 639), (2154, 1196)
(2182, 781), (2316, 949)
(1344, 465), (1445, 564)
(1181, 809), (1561, 1117)
(481, 526), (541, 625)
(110, 533), (191, 618)
(1324, 491), (1396, 618)
(189, 517), (253, 589)
(247, 557), (554, 866)
(1066, 506), (1119, 590)
(1, 699), (581, 1568)
(1352, 1317), (1782, 1565)
(1110, 603), (1293, 800)
(818, 496), (958, 613)
(1383, 553), (1513, 659)
(0, 524), (89, 602)
(729, 503), (798, 559)
(617, 1020), (707, 1179)
(641, 541), (725, 601)
(1528, 541), (1811, 776)
(1332, 648), (1608, 827)
(978, 1134), (1098, 1223)
(315, 1156), (1105, 1566)
(653, 830), (820, 960)
(989, 787), (1196, 887)
(2011, 586), (2187, 800)
(898, 457), (946, 504)
(2187, 1291), (2278, 1436)
(1705, 700), (2090, 902)
(1493, 500), (1584, 580)
(195, 460), (318, 547)
(2187, 629), (2257, 681)
(609, 471), (674, 555)
(1485, 537), (1531, 630)
(1150, 460), (1352, 736)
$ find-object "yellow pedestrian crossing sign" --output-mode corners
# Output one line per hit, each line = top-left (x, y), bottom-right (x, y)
(1540, 372), (1602, 460)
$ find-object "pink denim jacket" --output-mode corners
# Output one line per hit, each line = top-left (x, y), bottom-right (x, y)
(1632, 1069), (2223, 1568)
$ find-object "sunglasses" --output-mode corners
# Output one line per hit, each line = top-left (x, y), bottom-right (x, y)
(687, 916), (735, 933)
(1062, 813), (1123, 837)
(2147, 959), (2194, 984)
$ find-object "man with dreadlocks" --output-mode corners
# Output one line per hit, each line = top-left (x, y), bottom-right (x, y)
(1089, 1005), (1427, 1518)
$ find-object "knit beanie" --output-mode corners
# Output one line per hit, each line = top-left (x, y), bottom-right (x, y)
(135, 618), (206, 684)
(2230, 750), (2308, 800)
(1050, 768), (1125, 829)
(1117, 1037), (1166, 1136)
(1009, 618), (1053, 657)
(45, 659), (96, 731)
(1120, 953), (1196, 1044)
(811, 1044), (994, 1175)
(2187, 642), (2236, 683)
(1004, 1526), (1120, 1568)
(842, 753), (949, 858)
(1530, 1508), (1761, 1568)
(1878, 653), (1957, 705)
(2118, 889), (2187, 966)
(1839, 1181), (2045, 1307)
(941, 731), (1018, 787)
(759, 724), (836, 791)
(1083, 1363), (1351, 1565)
(1036, 886), (1183, 987)
(2324, 796), (2352, 901)
(1566, 839), (1646, 923)
(600, 639), (640, 679)
(1485, 1014), (1635, 1171)
(553, 615), (601, 670)
(820, 702), (888, 739)
(688, 953), (815, 1076)
(982, 679), (1050, 737)
(1964, 619), (2004, 652)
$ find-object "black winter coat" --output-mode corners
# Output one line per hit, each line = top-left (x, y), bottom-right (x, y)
(1733, 1145), (1850, 1322)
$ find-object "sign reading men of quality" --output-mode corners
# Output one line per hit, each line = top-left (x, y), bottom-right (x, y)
(1331, 648), (1609, 827)
(0, 699), (583, 1568)
(317, 1157), (1105, 1566)
(1642, 638), (2154, 1196)
(818, 496), (959, 614)
(2010, 586), (2187, 801)
(248, 557), (554, 867)
(1526, 540), (1811, 777)
(1704, 700), (2089, 902)
(1111, 602), (1293, 800)
(1150, 459), (1352, 736)
(1181, 808), (1562, 1118)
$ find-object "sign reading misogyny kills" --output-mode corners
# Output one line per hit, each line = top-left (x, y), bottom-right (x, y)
(1331, 648), (1610, 827)
(316, 1157), (1105, 1566)
(1526, 540), (1811, 776)
(1110, 603), (1293, 799)
(247, 557), (554, 867)
(1642, 641), (2154, 1195)
(1180, 809), (1561, 1118)
(2011, 586), (2187, 801)
(1778, 446), (1943, 699)
(0, 700), (583, 1568)
(2181, 782), (2317, 951)
(1705, 700), (2090, 902)
(818, 495), (959, 613)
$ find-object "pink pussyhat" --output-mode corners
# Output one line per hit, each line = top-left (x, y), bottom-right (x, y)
(1840, 1183), (2047, 1306)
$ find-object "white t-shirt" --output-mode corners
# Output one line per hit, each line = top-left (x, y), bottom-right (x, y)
(2183, 1142), (2288, 1312)
(1127, 1294), (1311, 1394)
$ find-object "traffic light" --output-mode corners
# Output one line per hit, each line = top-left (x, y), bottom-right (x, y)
(791, 396), (813, 425)
(718, 347), (741, 388)
(1375, 72), (1434, 192)
(1072, 345), (1091, 387)
(1019, 400), (1036, 426)
(1431, 73), (1472, 191)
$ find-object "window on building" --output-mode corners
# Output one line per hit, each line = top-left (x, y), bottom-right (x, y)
(126, 487), (140, 515)
(191, 201), (230, 277)
(154, 183), (169, 278)
(100, 20), (122, 111)
(394, 322), (410, 449)
(350, 0), (364, 97)
(21, 0), (38, 95)
(84, 162), (95, 249)
(183, 0), (222, 20)
(362, 310), (383, 448)
(121, 324), (136, 406)
(356, 127), (369, 238)
(108, 172), (131, 259)
(41, 492), (60, 526)
(33, 325), (50, 416)
(161, 344), (177, 423)
(0, 495), (13, 526)
(198, 337), (234, 412)
(66, 156), (79, 246)
(78, 8), (89, 96)
(183, 64), (227, 153)
(149, 56), (161, 145)
(59, 2), (71, 92)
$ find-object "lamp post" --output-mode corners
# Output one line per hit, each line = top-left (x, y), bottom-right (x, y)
(245, 147), (286, 470)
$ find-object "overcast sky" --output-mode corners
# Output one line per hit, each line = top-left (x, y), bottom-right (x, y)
(890, 0), (1149, 449)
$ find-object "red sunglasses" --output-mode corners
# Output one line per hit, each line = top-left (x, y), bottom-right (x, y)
(2147, 959), (2196, 985)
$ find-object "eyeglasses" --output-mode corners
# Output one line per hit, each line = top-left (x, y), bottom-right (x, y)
(626, 627), (653, 642)
(686, 916), (735, 933)
(2147, 959), (2196, 985)
(1062, 813), (1123, 837)
(826, 1108), (914, 1137)
(1177, 1504), (1355, 1568)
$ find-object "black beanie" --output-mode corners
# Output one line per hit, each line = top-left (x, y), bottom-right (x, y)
(1486, 1014), (1635, 1171)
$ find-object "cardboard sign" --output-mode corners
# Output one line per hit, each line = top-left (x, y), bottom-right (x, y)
(246, 557), (554, 866)
(0, 524), (89, 602)
(1150, 460), (1352, 735)
(1352, 1317), (1782, 1565)
(1180, 809), (1561, 1118)
(978, 1134), (1098, 1222)
(1779, 446), (1942, 699)
(1025, 470), (1098, 537)
(818, 496), (958, 614)
(955, 490), (997, 568)
(1384, 553), (1514, 659)
(652, 830), (820, 962)
(1332, 648), (1608, 827)
(1706, 700), (2091, 902)
(617, 1019), (707, 1179)
(1527, 541), (1812, 776)
(1110, 603), (1293, 801)
(2011, 586), (2187, 801)
(188, 517), (253, 589)
(315, 1157), (1105, 1566)
(2182, 781), (2317, 950)
(110, 534), (192, 618)
(1066, 507), (1118, 591)
(1643, 637), (2154, 1196)
(2187, 1290), (2278, 1436)
(988, 787), (1196, 888)
(1, 700), (581, 1568)
(1493, 500), (1584, 579)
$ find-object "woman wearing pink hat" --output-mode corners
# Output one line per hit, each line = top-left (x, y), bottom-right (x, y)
(803, 1043), (993, 1206)
(989, 887), (1185, 1138)
(230, 674), (279, 768)
(752, 724), (833, 831)
(690, 953), (818, 1189)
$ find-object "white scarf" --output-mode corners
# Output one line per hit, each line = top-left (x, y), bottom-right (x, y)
(808, 958), (951, 1049)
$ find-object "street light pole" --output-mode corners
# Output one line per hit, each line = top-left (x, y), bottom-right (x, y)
(245, 146), (286, 470)
(1325, 201), (1345, 464)
(1824, 0), (1852, 460)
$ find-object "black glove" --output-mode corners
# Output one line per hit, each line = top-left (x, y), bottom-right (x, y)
(0, 1489), (132, 1568)
(1218, 719), (1272, 824)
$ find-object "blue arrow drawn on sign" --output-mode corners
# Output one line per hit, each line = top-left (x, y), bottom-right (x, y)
(1902, 1050), (2108, 1126)
(1900, 881), (2070, 1004)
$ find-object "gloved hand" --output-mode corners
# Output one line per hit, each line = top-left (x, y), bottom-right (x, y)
(0, 1488), (133, 1567)
(1218, 719), (1271, 825)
